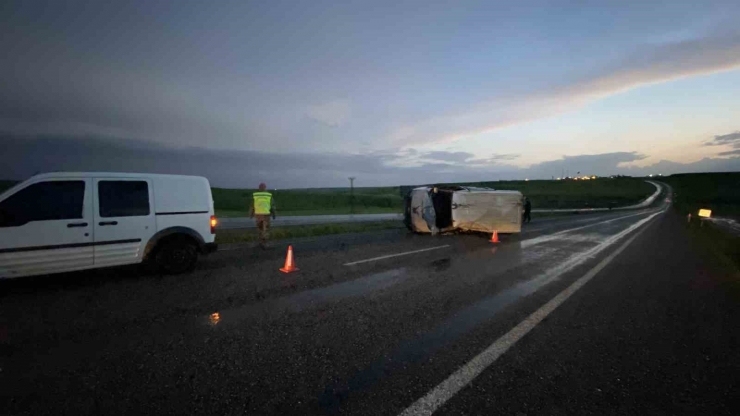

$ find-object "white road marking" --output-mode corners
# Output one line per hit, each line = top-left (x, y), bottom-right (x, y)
(520, 209), (656, 248)
(521, 211), (638, 233)
(343, 245), (450, 266)
(399, 210), (663, 416)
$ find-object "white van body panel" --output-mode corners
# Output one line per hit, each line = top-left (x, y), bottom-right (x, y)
(0, 172), (216, 279)
(93, 177), (156, 268)
(0, 177), (94, 278)
(409, 188), (432, 233)
(152, 175), (212, 214)
(452, 190), (523, 234)
(152, 175), (215, 244)
(407, 187), (523, 234)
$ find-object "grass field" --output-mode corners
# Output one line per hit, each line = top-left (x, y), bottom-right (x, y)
(661, 172), (740, 272)
(661, 172), (740, 217)
(684, 218), (740, 274)
(212, 186), (403, 217)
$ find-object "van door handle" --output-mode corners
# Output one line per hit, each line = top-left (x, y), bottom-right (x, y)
(67, 222), (88, 228)
(99, 221), (118, 226)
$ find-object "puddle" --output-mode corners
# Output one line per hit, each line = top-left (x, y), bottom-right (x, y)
(207, 268), (407, 326)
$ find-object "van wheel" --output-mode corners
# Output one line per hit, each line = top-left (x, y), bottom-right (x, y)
(155, 239), (198, 274)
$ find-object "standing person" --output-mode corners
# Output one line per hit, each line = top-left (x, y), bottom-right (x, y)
(249, 183), (277, 248)
(523, 197), (532, 224)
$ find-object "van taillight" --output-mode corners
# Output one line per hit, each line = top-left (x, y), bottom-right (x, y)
(210, 215), (218, 234)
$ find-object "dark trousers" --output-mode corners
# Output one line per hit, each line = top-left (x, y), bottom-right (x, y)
(523, 211), (531, 223)
(255, 215), (270, 243)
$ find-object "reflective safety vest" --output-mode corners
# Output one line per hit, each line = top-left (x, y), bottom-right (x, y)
(253, 191), (273, 215)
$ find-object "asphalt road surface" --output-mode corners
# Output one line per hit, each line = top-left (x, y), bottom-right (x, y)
(2, 186), (739, 415)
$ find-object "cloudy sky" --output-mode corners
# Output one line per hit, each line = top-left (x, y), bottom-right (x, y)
(1, 0), (739, 187)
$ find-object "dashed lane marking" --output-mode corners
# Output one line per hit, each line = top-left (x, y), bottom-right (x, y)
(343, 245), (451, 266)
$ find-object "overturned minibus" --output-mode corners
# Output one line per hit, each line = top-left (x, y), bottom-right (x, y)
(403, 186), (523, 234)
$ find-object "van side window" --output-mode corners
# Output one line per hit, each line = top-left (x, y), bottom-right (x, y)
(0, 181), (85, 227)
(98, 181), (150, 218)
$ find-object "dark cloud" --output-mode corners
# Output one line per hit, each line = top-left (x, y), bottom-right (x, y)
(2, 134), (737, 188)
(0, 134), (517, 187)
(703, 131), (740, 158)
(415, 151), (520, 165)
(468, 154), (521, 165)
(490, 153), (520, 161)
(704, 131), (740, 147)
(422, 151), (474, 163)
(526, 151), (740, 178)
(526, 152), (647, 177)
(3, 0), (739, 154)
(626, 157), (740, 175)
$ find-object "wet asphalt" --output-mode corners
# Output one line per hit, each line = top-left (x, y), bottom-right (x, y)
(1, 191), (739, 415)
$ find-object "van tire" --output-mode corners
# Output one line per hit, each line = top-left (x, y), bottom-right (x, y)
(154, 238), (198, 274)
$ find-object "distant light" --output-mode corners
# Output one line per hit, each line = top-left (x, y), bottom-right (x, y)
(698, 209), (712, 218)
(525, 178), (529, 182)
(209, 312), (221, 326)
(591, 176), (596, 180)
(649, 174), (653, 177)
(556, 177), (561, 180)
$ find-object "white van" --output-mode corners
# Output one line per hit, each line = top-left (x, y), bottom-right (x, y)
(0, 172), (218, 279)
(404, 186), (523, 234)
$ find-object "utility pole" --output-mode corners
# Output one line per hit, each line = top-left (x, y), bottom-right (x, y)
(348, 177), (356, 214)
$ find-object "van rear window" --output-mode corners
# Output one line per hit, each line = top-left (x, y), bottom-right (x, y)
(98, 181), (150, 217)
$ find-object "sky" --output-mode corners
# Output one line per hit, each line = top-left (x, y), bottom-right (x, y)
(1, 0), (739, 188)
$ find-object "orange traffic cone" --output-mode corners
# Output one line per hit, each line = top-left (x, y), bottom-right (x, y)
(490, 230), (500, 243)
(280, 245), (299, 273)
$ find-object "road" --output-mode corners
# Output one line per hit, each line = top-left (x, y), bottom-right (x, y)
(2, 186), (739, 415)
(218, 181), (661, 229)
